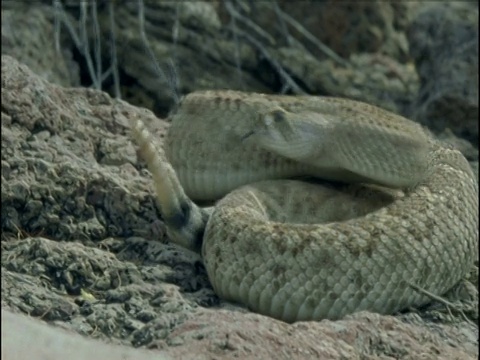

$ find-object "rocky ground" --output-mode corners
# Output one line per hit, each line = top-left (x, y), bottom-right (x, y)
(1, 1), (478, 359)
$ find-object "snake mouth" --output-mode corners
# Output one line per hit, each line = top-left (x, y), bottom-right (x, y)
(241, 130), (255, 141)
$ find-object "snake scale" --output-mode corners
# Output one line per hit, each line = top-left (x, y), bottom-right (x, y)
(130, 90), (478, 322)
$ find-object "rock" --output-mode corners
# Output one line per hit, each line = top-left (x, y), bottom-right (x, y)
(1, 309), (171, 360)
(1, 2), (79, 87)
(275, 48), (419, 112)
(242, 1), (414, 61)
(407, 2), (478, 145)
(3, 1), (424, 117)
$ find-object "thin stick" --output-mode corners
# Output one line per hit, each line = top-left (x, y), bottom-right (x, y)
(273, 4), (350, 68)
(80, 2), (99, 88)
(107, 1), (121, 98)
(91, 0), (102, 89)
(137, 0), (179, 104)
(408, 281), (474, 325)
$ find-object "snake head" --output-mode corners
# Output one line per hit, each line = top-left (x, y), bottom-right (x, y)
(243, 108), (331, 162)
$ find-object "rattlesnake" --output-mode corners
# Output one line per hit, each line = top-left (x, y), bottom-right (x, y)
(130, 90), (478, 322)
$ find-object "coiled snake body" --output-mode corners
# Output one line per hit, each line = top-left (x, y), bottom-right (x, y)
(130, 91), (478, 322)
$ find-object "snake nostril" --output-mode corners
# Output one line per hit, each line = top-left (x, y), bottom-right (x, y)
(272, 110), (285, 122)
(264, 110), (285, 127)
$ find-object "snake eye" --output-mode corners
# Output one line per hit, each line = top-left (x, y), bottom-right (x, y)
(264, 110), (286, 126)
